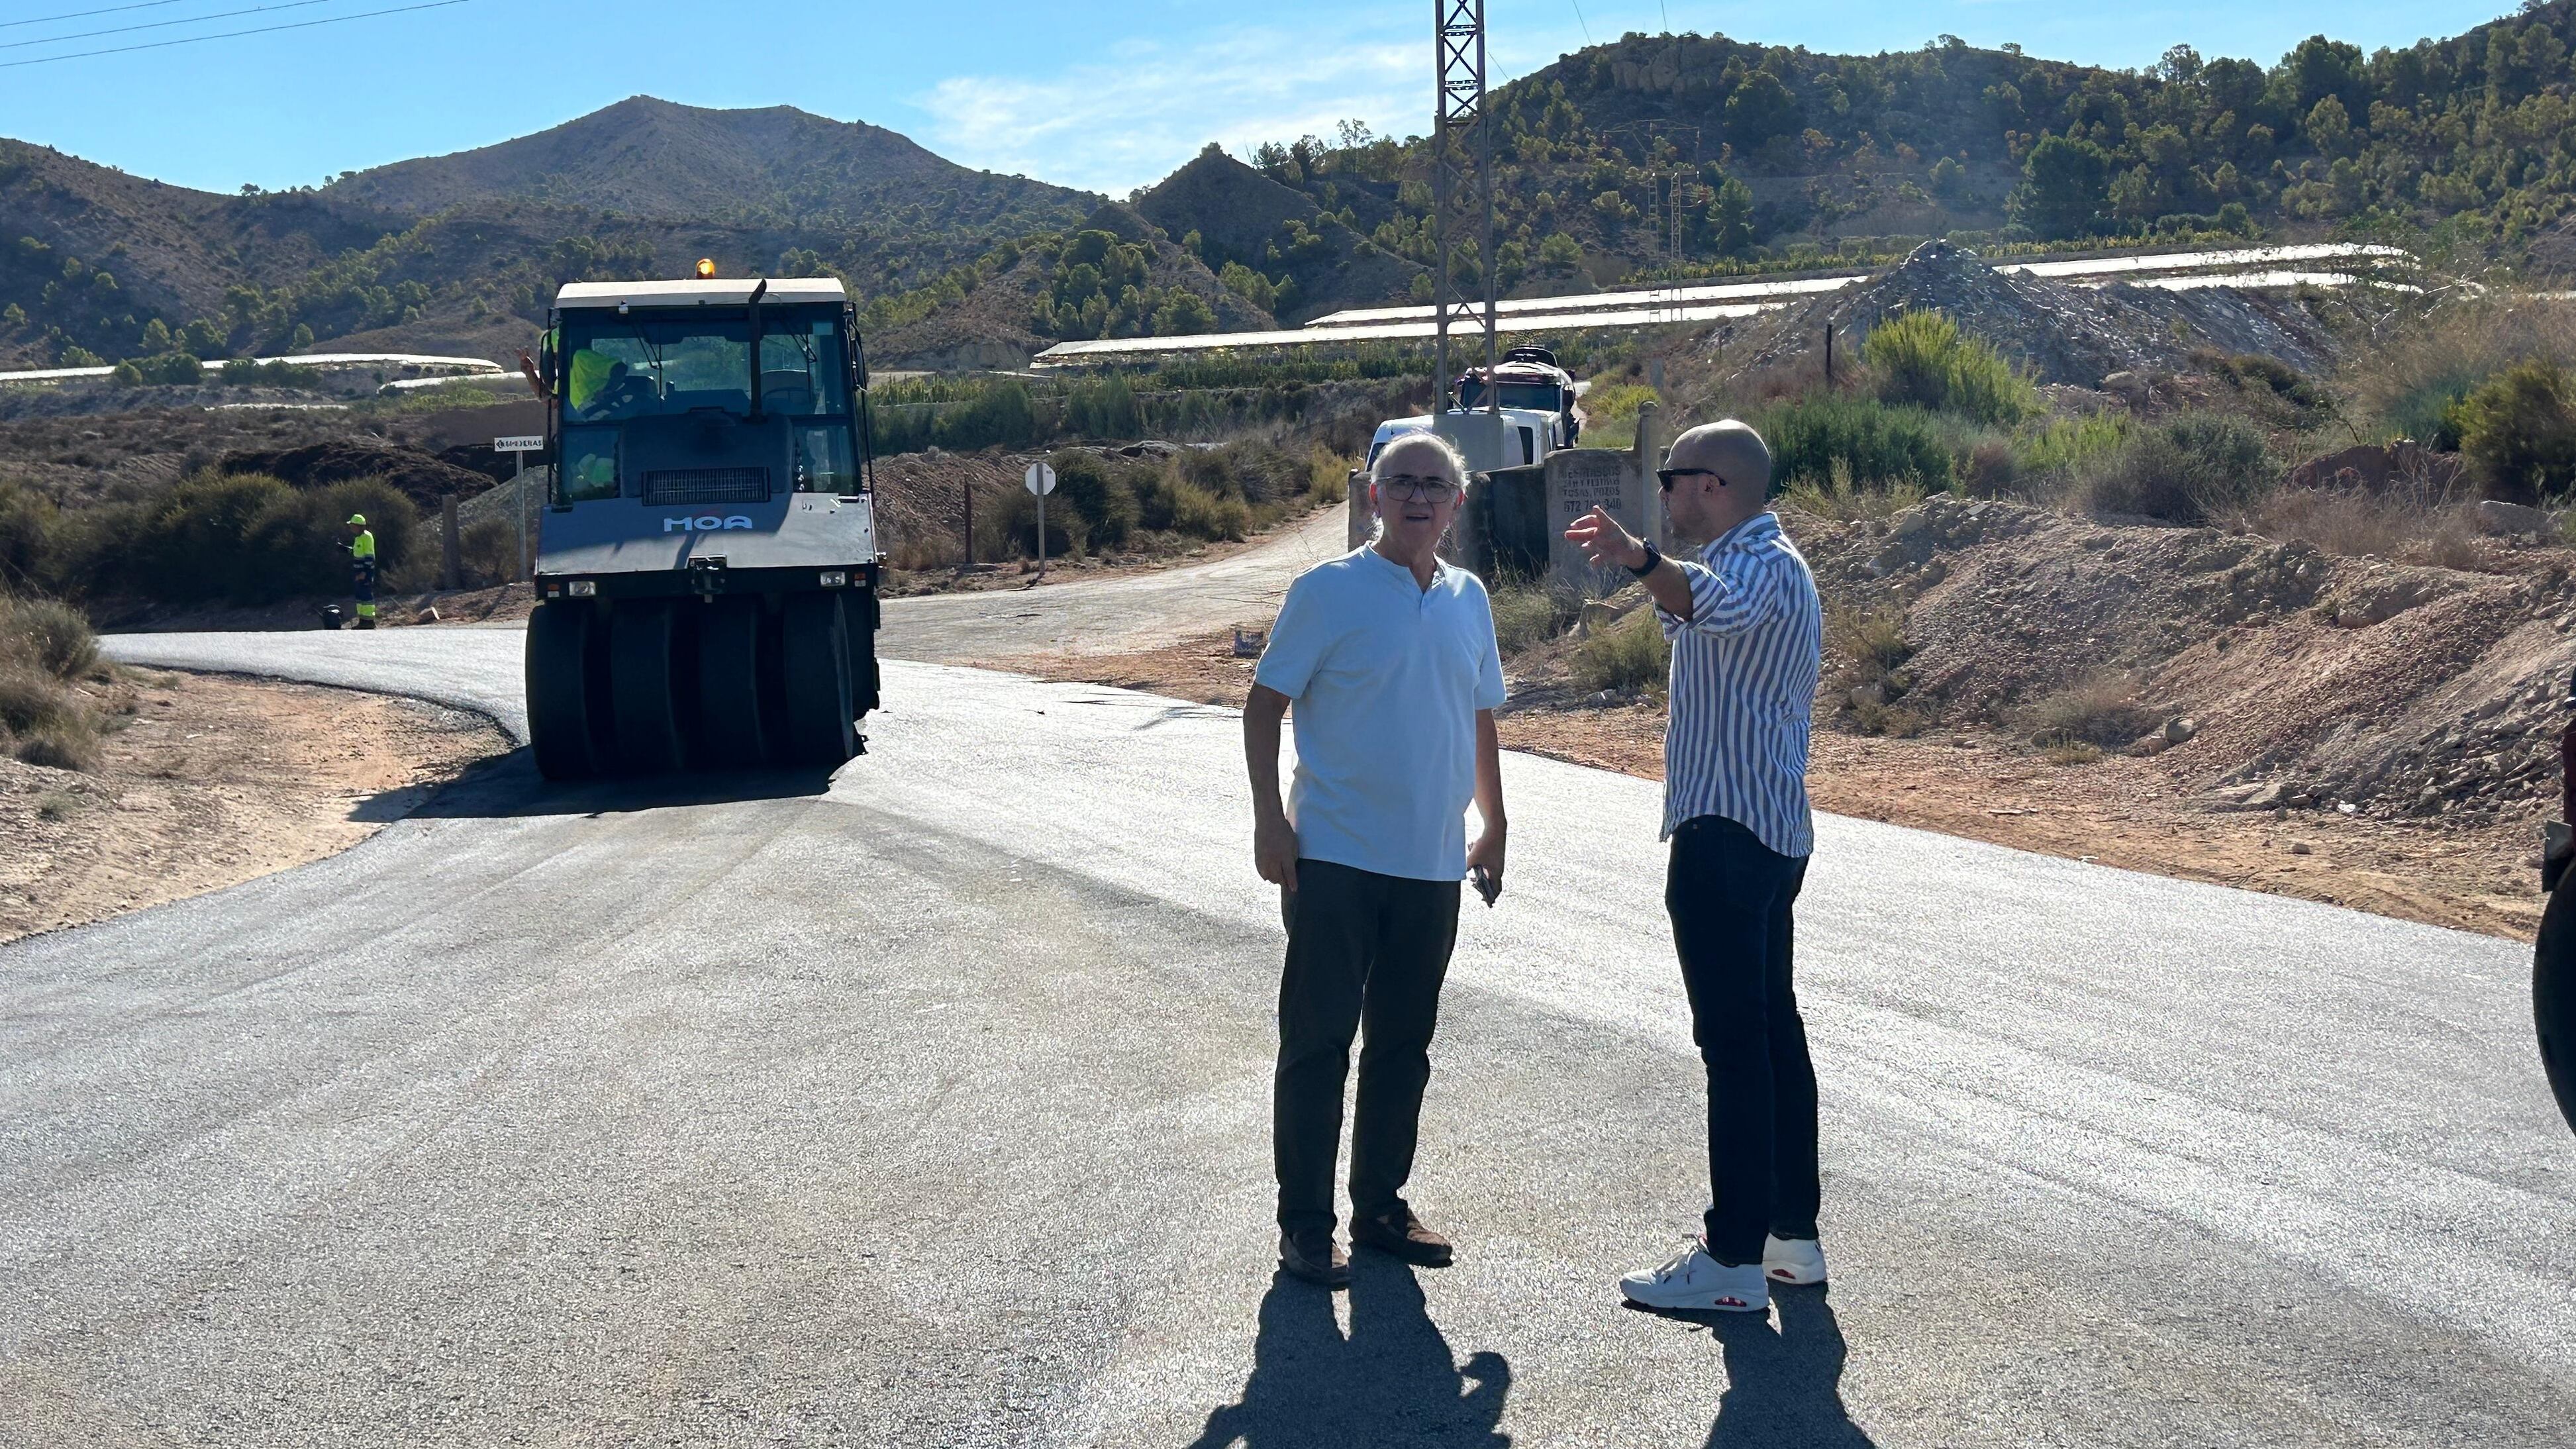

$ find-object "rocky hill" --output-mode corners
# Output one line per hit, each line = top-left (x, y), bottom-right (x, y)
(330, 97), (1092, 234)
(1132, 148), (1424, 325)
(0, 101), (1101, 370)
(1231, 1), (2576, 290)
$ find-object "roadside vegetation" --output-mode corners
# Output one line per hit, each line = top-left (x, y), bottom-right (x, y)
(0, 591), (107, 770)
(971, 438), (1352, 564)
(0, 472), (426, 608)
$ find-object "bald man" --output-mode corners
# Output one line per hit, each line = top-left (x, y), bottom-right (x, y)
(1244, 431), (1508, 1289)
(1566, 419), (1826, 1315)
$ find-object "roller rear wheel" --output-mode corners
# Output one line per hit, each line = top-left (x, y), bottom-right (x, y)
(781, 593), (857, 768)
(526, 600), (605, 779)
(2539, 859), (2576, 1134)
(695, 595), (773, 768)
(610, 600), (688, 774)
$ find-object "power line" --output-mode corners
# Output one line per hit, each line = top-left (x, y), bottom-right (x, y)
(0, 0), (463, 67)
(2, 0), (346, 52)
(1567, 0), (1589, 44)
(0, 0), (189, 32)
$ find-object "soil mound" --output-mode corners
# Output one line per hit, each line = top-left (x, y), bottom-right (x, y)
(220, 438), (495, 508)
(1793, 491), (2576, 828)
(1718, 240), (2346, 387)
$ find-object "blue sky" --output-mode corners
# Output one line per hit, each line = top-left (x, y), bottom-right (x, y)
(0, 0), (2524, 199)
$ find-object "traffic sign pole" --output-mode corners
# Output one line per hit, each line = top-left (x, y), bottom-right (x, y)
(495, 434), (544, 585)
(1024, 462), (1058, 577)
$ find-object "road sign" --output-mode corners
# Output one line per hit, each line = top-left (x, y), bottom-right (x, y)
(1024, 462), (1057, 576)
(493, 434), (544, 452)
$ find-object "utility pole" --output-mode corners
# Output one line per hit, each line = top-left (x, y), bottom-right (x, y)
(1432, 0), (1497, 428)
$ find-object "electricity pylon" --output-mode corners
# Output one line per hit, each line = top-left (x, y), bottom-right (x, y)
(1432, 0), (1498, 420)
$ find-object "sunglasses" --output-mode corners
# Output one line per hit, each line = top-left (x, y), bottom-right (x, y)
(1656, 468), (1724, 491)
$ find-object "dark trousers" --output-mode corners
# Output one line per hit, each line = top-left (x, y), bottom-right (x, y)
(1666, 814), (1820, 1265)
(1274, 858), (1460, 1236)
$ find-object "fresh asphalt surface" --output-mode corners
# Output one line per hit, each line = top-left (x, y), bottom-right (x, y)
(9, 536), (2571, 1444)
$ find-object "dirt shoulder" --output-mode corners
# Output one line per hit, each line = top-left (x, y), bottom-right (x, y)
(0, 670), (511, 944)
(994, 630), (2544, 941)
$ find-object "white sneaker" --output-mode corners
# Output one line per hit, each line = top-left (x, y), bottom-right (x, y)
(1761, 1234), (1826, 1286)
(1618, 1236), (1769, 1313)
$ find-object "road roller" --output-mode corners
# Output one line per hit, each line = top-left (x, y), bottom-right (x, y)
(522, 268), (881, 778)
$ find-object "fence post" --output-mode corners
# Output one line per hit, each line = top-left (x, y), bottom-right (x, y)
(440, 494), (460, 590)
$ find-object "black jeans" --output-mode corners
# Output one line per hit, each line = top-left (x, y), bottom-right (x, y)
(1666, 814), (1820, 1265)
(1274, 858), (1460, 1236)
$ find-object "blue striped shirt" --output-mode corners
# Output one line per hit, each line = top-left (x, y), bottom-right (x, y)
(1656, 511), (1823, 858)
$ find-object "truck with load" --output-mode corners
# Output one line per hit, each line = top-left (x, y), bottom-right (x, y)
(1361, 343), (1587, 475)
(522, 270), (882, 779)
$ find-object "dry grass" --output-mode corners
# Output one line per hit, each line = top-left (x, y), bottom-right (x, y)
(1571, 609), (1669, 693)
(2244, 483), (2493, 570)
(2022, 671), (2161, 750)
(0, 593), (104, 771)
(1779, 458), (1928, 523)
(1490, 575), (1585, 654)
(2346, 297), (2576, 447)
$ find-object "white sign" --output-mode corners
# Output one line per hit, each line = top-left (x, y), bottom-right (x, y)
(493, 434), (545, 452)
(1024, 462), (1058, 495)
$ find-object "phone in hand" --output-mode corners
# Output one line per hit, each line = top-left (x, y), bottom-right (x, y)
(1469, 865), (1500, 908)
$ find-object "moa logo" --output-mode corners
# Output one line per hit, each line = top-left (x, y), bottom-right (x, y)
(665, 515), (756, 533)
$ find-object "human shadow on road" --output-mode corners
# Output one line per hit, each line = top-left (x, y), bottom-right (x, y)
(383, 750), (840, 821)
(1186, 1254), (1512, 1449)
(1630, 1287), (1878, 1448)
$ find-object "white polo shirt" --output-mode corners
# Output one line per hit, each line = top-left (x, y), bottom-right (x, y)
(1254, 546), (1507, 882)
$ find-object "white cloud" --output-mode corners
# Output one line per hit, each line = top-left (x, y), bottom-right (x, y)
(913, 25), (1439, 195)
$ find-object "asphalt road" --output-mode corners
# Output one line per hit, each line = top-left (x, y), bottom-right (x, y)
(13, 604), (2571, 1444)
(877, 501), (1355, 663)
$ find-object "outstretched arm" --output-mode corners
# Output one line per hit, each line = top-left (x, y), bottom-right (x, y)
(1564, 505), (1693, 619)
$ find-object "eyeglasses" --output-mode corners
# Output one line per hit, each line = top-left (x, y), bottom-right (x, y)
(1376, 474), (1461, 503)
(1656, 468), (1722, 491)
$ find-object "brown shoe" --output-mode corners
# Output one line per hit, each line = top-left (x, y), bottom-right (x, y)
(1352, 1207), (1454, 1268)
(1279, 1228), (1351, 1288)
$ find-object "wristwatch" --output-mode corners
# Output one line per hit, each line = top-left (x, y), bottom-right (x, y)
(1627, 541), (1662, 577)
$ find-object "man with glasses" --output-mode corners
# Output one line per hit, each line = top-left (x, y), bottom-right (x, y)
(1243, 431), (1509, 1289)
(1564, 419), (1826, 1315)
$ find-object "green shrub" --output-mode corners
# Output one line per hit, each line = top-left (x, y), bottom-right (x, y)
(114, 472), (296, 601)
(2012, 413), (2132, 479)
(1064, 375), (1138, 437)
(1862, 310), (2040, 425)
(2456, 360), (2576, 504)
(1044, 449), (1143, 550)
(460, 517), (517, 586)
(1582, 383), (1658, 423)
(2075, 413), (2275, 523)
(1571, 608), (1669, 691)
(0, 480), (56, 591)
(240, 478), (424, 597)
(1166, 478), (1252, 540)
(66, 471), (422, 603)
(1756, 391), (1971, 491)
(980, 486), (1086, 559)
(111, 350), (202, 387)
